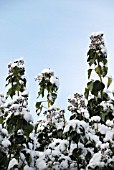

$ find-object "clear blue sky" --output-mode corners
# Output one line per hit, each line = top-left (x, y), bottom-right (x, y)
(0, 0), (114, 120)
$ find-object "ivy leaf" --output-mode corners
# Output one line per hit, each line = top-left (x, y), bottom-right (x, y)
(107, 77), (112, 88)
(88, 69), (92, 79)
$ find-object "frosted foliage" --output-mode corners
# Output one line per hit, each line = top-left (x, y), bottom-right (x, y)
(0, 124), (10, 150)
(64, 119), (88, 133)
(8, 57), (24, 70)
(5, 94), (33, 123)
(1, 34), (114, 169)
(87, 145), (114, 170)
(35, 139), (72, 169)
(89, 32), (107, 56)
(35, 68), (59, 89)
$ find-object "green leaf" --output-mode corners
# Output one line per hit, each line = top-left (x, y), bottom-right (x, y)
(88, 69), (92, 79)
(102, 92), (109, 101)
(72, 148), (82, 159)
(87, 80), (94, 92)
(84, 88), (89, 99)
(36, 102), (42, 108)
(100, 111), (106, 122)
(7, 88), (15, 98)
(91, 80), (105, 96)
(95, 65), (101, 77)
(107, 77), (112, 88)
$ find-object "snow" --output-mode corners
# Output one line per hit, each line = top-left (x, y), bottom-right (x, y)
(2, 128), (8, 135)
(44, 149), (51, 156)
(23, 110), (33, 122)
(21, 90), (29, 96)
(60, 159), (69, 169)
(0, 124), (2, 131)
(90, 32), (103, 37)
(36, 158), (47, 170)
(87, 132), (99, 144)
(64, 119), (88, 133)
(8, 158), (18, 169)
(50, 76), (60, 88)
(98, 124), (109, 134)
(84, 110), (89, 119)
(104, 130), (114, 142)
(20, 152), (25, 162)
(0, 93), (4, 97)
(42, 68), (54, 75)
(17, 129), (24, 135)
(55, 122), (64, 130)
(106, 119), (113, 127)
(90, 116), (101, 122)
(24, 165), (33, 170)
(87, 151), (103, 169)
(100, 143), (109, 150)
(101, 46), (107, 55)
(2, 138), (11, 147)
(10, 104), (19, 110)
(10, 63), (17, 68)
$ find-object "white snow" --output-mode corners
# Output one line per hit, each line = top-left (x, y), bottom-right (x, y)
(84, 110), (89, 119)
(21, 90), (29, 96)
(64, 120), (88, 133)
(50, 76), (60, 88)
(24, 165), (33, 170)
(10, 104), (19, 110)
(90, 32), (103, 37)
(55, 122), (64, 130)
(8, 158), (18, 169)
(60, 160), (69, 169)
(11, 63), (17, 68)
(98, 124), (109, 134)
(104, 130), (114, 142)
(2, 138), (11, 147)
(87, 151), (103, 169)
(90, 116), (101, 122)
(42, 68), (54, 75)
(0, 124), (2, 131)
(36, 158), (47, 170)
(23, 111), (33, 122)
(106, 119), (113, 127)
(101, 46), (107, 54)
(2, 128), (8, 135)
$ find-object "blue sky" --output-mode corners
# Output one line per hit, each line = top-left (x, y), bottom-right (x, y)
(0, 0), (114, 120)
